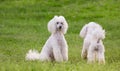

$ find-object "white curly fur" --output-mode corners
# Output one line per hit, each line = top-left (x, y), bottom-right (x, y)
(80, 22), (105, 64)
(26, 16), (68, 62)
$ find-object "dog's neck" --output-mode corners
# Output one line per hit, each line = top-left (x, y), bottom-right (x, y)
(53, 31), (65, 47)
(97, 38), (101, 43)
(91, 37), (101, 43)
(53, 30), (63, 35)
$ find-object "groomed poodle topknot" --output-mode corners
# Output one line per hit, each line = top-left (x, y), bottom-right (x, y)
(80, 22), (105, 64)
(26, 16), (68, 62)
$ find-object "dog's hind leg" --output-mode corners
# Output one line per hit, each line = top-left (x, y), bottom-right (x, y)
(98, 52), (105, 64)
(81, 48), (87, 59)
(97, 44), (105, 64)
(81, 41), (89, 59)
(87, 45), (95, 64)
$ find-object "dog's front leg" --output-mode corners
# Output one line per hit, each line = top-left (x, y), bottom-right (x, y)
(53, 47), (63, 62)
(61, 44), (68, 61)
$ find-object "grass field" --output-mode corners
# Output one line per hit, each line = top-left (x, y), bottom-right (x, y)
(0, 0), (120, 71)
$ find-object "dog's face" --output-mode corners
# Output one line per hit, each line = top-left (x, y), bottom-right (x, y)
(55, 17), (66, 32)
(48, 16), (68, 34)
(92, 29), (105, 40)
(56, 21), (63, 30)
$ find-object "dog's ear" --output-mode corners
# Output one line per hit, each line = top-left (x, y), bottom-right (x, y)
(102, 29), (106, 39)
(59, 16), (68, 34)
(79, 24), (88, 38)
(103, 30), (105, 34)
(48, 16), (57, 33)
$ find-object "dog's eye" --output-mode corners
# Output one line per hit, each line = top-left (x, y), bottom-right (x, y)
(61, 22), (63, 25)
(56, 22), (59, 24)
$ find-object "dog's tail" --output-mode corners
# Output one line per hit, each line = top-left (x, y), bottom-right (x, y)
(25, 49), (40, 60)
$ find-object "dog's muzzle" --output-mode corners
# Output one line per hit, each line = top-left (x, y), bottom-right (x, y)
(59, 26), (62, 29)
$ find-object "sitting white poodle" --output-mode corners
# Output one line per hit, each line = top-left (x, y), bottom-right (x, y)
(80, 22), (105, 64)
(26, 16), (68, 62)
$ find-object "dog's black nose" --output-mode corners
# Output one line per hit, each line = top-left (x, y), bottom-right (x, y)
(59, 26), (62, 29)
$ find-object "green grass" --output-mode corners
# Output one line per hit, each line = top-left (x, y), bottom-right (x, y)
(0, 0), (120, 71)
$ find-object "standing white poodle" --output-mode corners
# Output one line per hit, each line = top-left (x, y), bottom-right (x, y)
(26, 16), (68, 62)
(80, 22), (105, 64)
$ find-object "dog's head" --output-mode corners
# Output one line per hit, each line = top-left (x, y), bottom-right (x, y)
(79, 22), (103, 38)
(48, 16), (68, 34)
(92, 28), (105, 40)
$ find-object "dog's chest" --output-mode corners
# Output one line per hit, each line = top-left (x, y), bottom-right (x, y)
(55, 34), (65, 46)
(57, 36), (64, 46)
